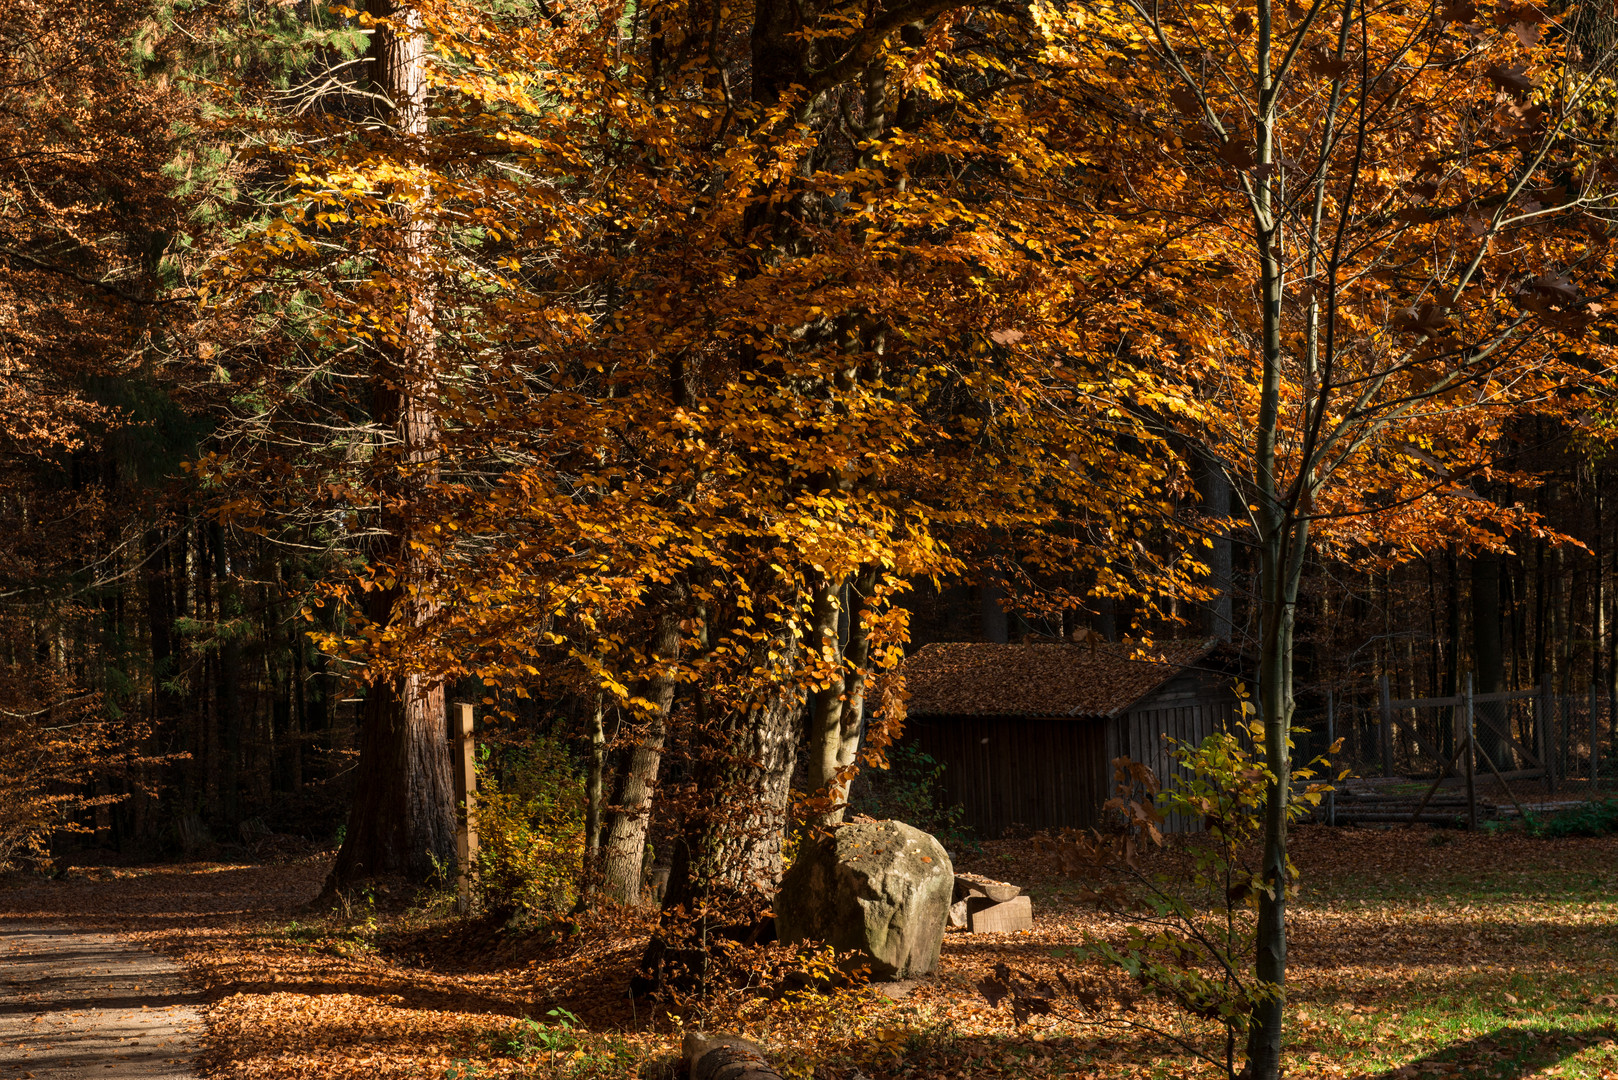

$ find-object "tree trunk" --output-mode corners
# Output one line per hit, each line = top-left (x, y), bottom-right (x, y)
(1472, 549), (1511, 769)
(599, 615), (681, 906)
(1594, 487), (1605, 706)
(212, 522), (241, 825)
(640, 691), (802, 992)
(1245, 525), (1301, 1080)
(1443, 553), (1460, 758)
(585, 695), (606, 860)
(332, 673), (454, 883)
(706, 694), (801, 892)
(1244, 44), (1298, 1074)
(199, 526), (219, 816)
(1198, 456), (1235, 642)
(328, 0), (454, 891)
(804, 567), (876, 826)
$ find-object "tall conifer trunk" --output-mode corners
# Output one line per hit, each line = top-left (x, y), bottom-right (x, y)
(328, 0), (455, 890)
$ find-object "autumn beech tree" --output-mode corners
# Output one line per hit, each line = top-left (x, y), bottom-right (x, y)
(215, 0), (1209, 952)
(1039, 0), (1618, 1072)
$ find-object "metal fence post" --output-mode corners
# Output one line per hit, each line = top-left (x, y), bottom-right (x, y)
(1379, 674), (1394, 777)
(1465, 673), (1477, 830)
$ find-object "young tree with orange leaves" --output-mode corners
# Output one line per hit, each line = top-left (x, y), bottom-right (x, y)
(1034, 0), (1618, 1071)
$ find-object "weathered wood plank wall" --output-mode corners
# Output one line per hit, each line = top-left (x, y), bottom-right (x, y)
(907, 715), (1107, 838)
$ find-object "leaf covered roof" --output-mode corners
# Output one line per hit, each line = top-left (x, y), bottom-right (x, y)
(902, 640), (1219, 719)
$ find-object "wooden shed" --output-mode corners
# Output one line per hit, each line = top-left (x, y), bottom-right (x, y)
(900, 641), (1242, 837)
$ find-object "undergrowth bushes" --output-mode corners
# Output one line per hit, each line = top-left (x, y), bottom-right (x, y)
(475, 735), (586, 918)
(1535, 797), (1618, 838)
(846, 744), (971, 850)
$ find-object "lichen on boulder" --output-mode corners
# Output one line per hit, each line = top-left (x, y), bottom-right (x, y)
(774, 819), (954, 979)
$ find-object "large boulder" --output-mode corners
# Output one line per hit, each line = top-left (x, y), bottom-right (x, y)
(774, 820), (954, 979)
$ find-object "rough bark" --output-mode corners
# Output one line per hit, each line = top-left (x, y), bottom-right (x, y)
(639, 689), (802, 992)
(328, 0), (454, 891)
(684, 1034), (783, 1080)
(332, 673), (455, 884)
(708, 694), (802, 892)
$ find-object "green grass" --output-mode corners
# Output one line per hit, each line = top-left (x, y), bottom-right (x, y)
(1281, 832), (1618, 1079)
(929, 830), (1618, 1079)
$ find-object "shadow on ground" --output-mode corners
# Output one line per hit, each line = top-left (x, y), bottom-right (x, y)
(1350, 1025), (1615, 1079)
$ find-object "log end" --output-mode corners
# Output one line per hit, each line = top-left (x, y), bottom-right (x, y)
(683, 1032), (781, 1080)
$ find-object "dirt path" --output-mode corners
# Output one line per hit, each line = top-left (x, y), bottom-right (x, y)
(1, 925), (201, 1078)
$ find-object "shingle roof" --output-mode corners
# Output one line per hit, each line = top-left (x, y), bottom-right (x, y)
(902, 640), (1218, 719)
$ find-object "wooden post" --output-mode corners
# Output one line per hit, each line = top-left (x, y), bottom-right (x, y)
(1326, 690), (1337, 828)
(1379, 674), (1394, 778)
(452, 702), (478, 914)
(1464, 673), (1477, 831)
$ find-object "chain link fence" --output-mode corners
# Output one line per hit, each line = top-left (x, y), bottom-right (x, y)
(1289, 678), (1614, 826)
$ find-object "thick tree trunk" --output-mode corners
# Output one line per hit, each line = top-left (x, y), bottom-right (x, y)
(708, 694), (801, 891)
(332, 673), (454, 883)
(639, 690), (802, 993)
(328, 0), (454, 891)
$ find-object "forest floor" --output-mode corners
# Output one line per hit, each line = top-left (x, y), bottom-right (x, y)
(1, 824), (1615, 1080)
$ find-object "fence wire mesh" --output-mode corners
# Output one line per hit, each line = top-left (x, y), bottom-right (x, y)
(1283, 681), (1614, 827)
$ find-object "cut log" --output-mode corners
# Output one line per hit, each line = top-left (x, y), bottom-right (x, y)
(684, 1033), (783, 1080)
(954, 872), (1021, 903)
(968, 894), (1033, 933)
